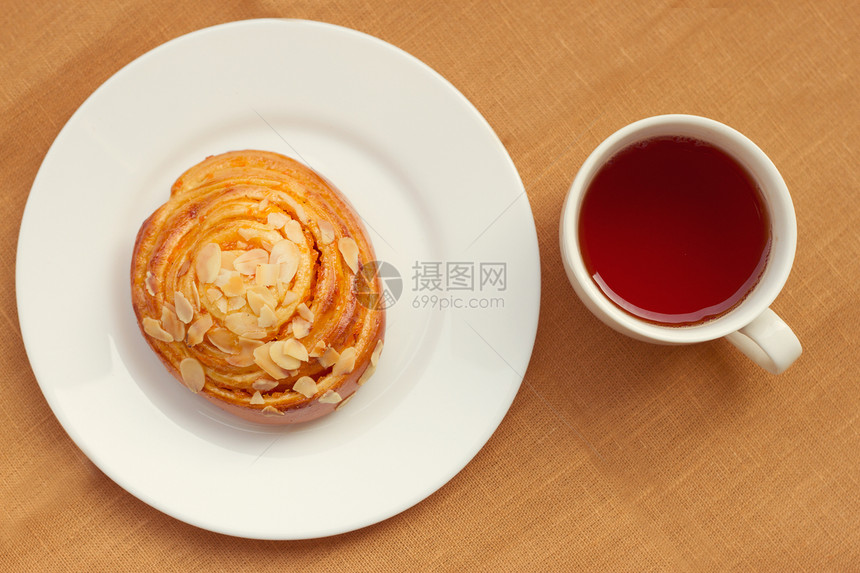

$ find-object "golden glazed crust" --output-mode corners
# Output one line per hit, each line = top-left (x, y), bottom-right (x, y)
(131, 150), (385, 424)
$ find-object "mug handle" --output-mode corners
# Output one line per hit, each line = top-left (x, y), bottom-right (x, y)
(725, 308), (802, 374)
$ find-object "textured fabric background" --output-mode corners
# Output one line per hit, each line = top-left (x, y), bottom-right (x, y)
(2, 1), (858, 570)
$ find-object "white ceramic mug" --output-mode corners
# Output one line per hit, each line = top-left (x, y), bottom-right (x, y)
(559, 114), (801, 374)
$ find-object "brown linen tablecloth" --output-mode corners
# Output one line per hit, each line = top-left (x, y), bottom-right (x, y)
(2, 1), (858, 570)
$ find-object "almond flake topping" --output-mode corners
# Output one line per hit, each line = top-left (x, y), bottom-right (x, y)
(190, 282), (201, 311)
(269, 239), (298, 265)
(253, 343), (289, 379)
(186, 314), (214, 346)
(338, 237), (359, 274)
(226, 354), (255, 368)
(207, 327), (238, 354)
(250, 391), (265, 405)
(227, 296), (246, 312)
(233, 248), (269, 275)
(238, 227), (256, 242)
(196, 243), (221, 284)
(279, 264), (298, 287)
(252, 379), (278, 392)
(285, 197), (307, 223)
(177, 259), (191, 277)
(357, 364), (376, 386)
(225, 312), (266, 339)
(318, 346), (340, 368)
(246, 286), (276, 316)
(283, 338), (309, 361)
(179, 357), (206, 393)
(174, 291), (194, 324)
(371, 340), (384, 367)
(255, 264), (279, 287)
(258, 304), (277, 328)
(317, 220), (335, 245)
(297, 302), (314, 322)
(216, 270), (246, 298)
(221, 251), (238, 271)
(291, 317), (311, 339)
(215, 297), (228, 314)
(142, 317), (174, 343)
(280, 291), (299, 308)
(267, 212), (289, 229)
(269, 340), (302, 370)
(309, 340), (327, 358)
(261, 406), (284, 417)
(332, 347), (357, 376)
(285, 219), (304, 244)
(145, 271), (157, 296)
(161, 305), (185, 342)
(271, 241), (299, 285)
(319, 390), (342, 404)
(206, 287), (223, 303)
(335, 394), (354, 411)
(226, 337), (263, 367)
(292, 376), (317, 398)
(213, 269), (232, 287)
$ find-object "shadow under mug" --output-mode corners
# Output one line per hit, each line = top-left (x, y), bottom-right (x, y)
(559, 114), (802, 374)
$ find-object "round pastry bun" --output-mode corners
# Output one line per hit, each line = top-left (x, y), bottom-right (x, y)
(131, 150), (385, 425)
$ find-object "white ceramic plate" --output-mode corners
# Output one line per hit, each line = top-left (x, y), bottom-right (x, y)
(17, 19), (540, 539)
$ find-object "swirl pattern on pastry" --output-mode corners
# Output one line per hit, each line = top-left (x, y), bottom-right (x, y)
(131, 150), (385, 424)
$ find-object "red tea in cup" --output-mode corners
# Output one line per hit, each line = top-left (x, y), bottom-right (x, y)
(578, 136), (771, 326)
